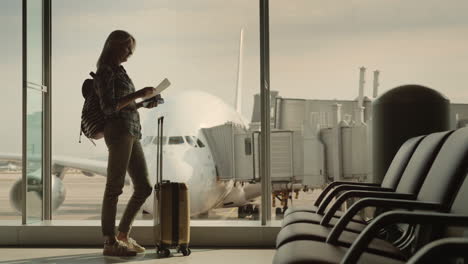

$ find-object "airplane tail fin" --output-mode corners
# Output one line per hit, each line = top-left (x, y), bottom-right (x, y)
(234, 27), (244, 114)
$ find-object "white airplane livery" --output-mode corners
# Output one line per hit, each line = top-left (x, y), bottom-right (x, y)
(139, 88), (261, 216)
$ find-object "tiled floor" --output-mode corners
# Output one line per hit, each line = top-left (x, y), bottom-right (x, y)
(0, 248), (275, 264)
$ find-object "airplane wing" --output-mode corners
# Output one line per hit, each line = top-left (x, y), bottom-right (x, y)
(53, 155), (107, 176)
(0, 152), (107, 177)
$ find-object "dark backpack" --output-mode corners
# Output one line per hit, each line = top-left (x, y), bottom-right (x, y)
(79, 72), (105, 145)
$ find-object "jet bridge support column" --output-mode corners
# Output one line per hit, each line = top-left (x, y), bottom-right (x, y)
(331, 104), (343, 182)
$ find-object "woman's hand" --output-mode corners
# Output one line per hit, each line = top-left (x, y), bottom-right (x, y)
(136, 94), (162, 109)
(138, 87), (157, 99)
(144, 94), (162, 109)
(135, 101), (158, 109)
(144, 101), (159, 108)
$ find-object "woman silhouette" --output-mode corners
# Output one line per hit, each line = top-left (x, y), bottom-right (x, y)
(95, 30), (158, 256)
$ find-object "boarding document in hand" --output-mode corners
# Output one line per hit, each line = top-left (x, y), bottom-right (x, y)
(147, 78), (171, 98)
(141, 78), (170, 107)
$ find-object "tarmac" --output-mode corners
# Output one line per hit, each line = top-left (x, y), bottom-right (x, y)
(0, 171), (320, 221)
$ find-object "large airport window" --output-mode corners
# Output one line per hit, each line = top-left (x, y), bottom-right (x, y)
(51, 0), (177, 220)
(267, 0), (468, 221)
(50, 1), (262, 224)
(0, 1), (22, 222)
(155, 1), (261, 222)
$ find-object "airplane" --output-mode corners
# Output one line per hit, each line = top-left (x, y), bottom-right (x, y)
(0, 88), (263, 219)
(0, 28), (266, 219)
(0, 161), (19, 171)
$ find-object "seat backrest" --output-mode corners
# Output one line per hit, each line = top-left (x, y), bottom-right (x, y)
(381, 136), (425, 189)
(414, 172), (468, 254)
(416, 127), (468, 210)
(435, 173), (468, 240)
(450, 172), (468, 215)
(395, 131), (453, 194)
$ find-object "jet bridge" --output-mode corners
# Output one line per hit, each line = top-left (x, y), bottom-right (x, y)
(202, 123), (308, 214)
(251, 130), (306, 213)
(201, 122), (254, 181)
(250, 130), (303, 182)
(201, 123), (306, 184)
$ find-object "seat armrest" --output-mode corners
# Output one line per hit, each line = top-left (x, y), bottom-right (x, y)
(314, 181), (380, 206)
(320, 191), (415, 225)
(341, 211), (468, 264)
(316, 185), (393, 214)
(406, 238), (468, 264)
(326, 198), (438, 243)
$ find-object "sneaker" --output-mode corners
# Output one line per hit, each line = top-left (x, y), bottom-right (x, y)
(103, 240), (137, 256)
(119, 237), (146, 253)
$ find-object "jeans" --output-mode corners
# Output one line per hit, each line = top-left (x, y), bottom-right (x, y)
(101, 119), (152, 237)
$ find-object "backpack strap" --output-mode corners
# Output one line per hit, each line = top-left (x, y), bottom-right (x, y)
(78, 127), (97, 146)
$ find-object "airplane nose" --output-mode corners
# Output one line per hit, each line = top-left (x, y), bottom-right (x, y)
(161, 150), (192, 183)
(154, 148), (230, 216)
(145, 148), (192, 183)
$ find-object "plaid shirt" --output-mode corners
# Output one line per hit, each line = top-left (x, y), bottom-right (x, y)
(95, 64), (142, 139)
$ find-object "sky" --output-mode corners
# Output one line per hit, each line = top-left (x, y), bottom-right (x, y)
(1, 0), (468, 157)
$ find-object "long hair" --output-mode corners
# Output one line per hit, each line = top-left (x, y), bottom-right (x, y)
(96, 30), (136, 70)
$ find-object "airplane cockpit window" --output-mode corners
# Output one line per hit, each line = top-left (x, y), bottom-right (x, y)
(169, 136), (185, 145)
(152, 136), (167, 145)
(195, 137), (206, 148)
(185, 136), (197, 147)
(141, 136), (153, 146)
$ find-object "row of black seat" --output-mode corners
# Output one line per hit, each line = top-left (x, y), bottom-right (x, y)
(273, 127), (468, 263)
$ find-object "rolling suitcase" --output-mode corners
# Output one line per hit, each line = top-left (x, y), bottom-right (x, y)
(154, 116), (191, 257)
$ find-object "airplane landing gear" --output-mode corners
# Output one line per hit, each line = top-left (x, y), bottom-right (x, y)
(252, 206), (260, 220)
(273, 191), (292, 216)
(275, 207), (282, 215)
(245, 204), (254, 215)
(238, 204), (259, 219)
(238, 206), (247, 218)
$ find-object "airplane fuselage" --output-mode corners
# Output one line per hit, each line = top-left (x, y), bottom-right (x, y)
(139, 89), (253, 216)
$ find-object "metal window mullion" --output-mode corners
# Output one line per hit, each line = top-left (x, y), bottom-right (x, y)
(43, 0), (52, 221)
(259, 0), (271, 226)
(22, 0), (28, 225)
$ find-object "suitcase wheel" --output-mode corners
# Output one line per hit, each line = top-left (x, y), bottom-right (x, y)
(157, 247), (171, 258)
(178, 246), (191, 256)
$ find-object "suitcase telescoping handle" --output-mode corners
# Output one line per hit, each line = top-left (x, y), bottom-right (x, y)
(156, 116), (164, 185)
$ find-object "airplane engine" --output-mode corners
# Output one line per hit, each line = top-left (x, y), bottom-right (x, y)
(9, 175), (67, 215)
